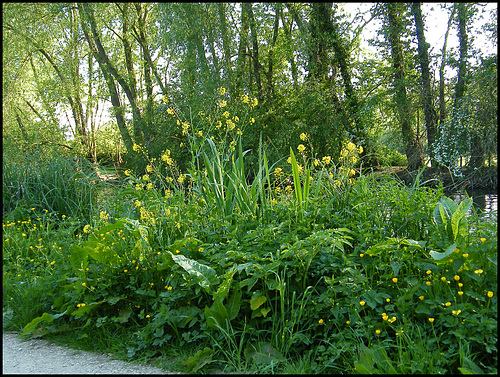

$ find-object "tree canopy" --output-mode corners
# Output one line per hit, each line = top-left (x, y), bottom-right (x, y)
(3, 2), (497, 174)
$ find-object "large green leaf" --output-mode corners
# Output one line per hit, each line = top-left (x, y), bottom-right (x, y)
(22, 309), (69, 335)
(451, 198), (472, 241)
(170, 252), (218, 292)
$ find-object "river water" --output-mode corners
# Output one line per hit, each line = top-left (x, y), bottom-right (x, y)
(449, 189), (498, 219)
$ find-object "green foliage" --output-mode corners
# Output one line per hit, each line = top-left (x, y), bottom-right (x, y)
(2, 153), (99, 224)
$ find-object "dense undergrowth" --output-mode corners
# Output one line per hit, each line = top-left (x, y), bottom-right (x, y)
(3, 91), (497, 374)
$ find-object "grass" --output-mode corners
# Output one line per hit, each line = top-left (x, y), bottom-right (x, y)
(2, 99), (497, 374)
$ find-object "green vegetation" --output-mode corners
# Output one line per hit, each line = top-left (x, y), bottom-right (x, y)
(3, 95), (497, 373)
(3, 3), (497, 374)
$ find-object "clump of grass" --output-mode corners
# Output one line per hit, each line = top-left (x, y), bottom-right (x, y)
(2, 152), (99, 224)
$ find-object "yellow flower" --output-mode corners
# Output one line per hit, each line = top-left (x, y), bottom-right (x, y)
(146, 183), (153, 190)
(346, 141), (356, 151)
(360, 301), (366, 306)
(463, 253), (469, 257)
(124, 269), (128, 273)
(300, 132), (308, 141)
(359, 253), (364, 258)
(82, 282), (86, 287)
(124, 169), (131, 176)
(426, 281), (431, 286)
(426, 270), (432, 275)
(392, 278), (398, 283)
(375, 329), (381, 335)
(146, 165), (153, 173)
(458, 283), (463, 287)
(297, 144), (306, 153)
(162, 95), (168, 103)
(480, 237), (486, 242)
(441, 276), (447, 282)
(177, 174), (186, 184)
(358, 145), (363, 154)
(386, 298), (391, 303)
(134, 200), (141, 208)
(83, 225), (91, 233)
(175, 250), (180, 254)
(233, 116), (239, 122)
(318, 319), (324, 324)
(454, 275), (460, 281)
(99, 211), (109, 220)
(382, 314), (389, 321)
(217, 87), (226, 96)
(428, 318), (435, 323)
(133, 144), (141, 152)
(314, 159), (320, 167)
(474, 269), (483, 275)
(135, 184), (143, 191)
(452, 309), (461, 316)
(167, 107), (175, 115)
(223, 111), (230, 118)
(346, 321), (350, 325)
(453, 248), (460, 253)
(218, 99), (227, 108)
(419, 295), (424, 300)
(250, 117), (255, 124)
(322, 156), (331, 165)
(445, 302), (451, 307)
(142, 174), (150, 182)
(251, 97), (258, 108)
(146, 315), (150, 318)
(487, 291), (494, 298)
(458, 291), (464, 296)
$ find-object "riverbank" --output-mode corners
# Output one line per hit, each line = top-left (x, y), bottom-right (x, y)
(370, 165), (497, 192)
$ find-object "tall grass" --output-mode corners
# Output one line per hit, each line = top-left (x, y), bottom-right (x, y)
(2, 153), (99, 224)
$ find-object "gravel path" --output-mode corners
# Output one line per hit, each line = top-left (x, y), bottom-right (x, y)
(3, 332), (176, 374)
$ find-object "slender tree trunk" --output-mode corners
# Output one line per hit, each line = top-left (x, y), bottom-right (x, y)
(265, 3), (281, 99)
(78, 4), (134, 155)
(80, 3), (145, 146)
(412, 2), (437, 167)
(384, 3), (424, 171)
(235, 4), (250, 94)
(247, 3), (263, 100)
(438, 5), (455, 126)
(218, 3), (234, 95)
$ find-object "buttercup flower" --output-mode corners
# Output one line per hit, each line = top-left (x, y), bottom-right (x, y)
(487, 291), (494, 298)
(318, 319), (324, 324)
(360, 301), (366, 306)
(297, 144), (306, 153)
(428, 318), (435, 323)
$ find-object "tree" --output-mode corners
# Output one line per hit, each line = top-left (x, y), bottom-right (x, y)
(411, 2), (437, 167)
(382, 3), (424, 171)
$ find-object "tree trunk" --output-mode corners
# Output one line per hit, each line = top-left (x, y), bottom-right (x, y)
(235, 3), (250, 94)
(411, 2), (437, 167)
(78, 4), (134, 155)
(247, 3), (263, 100)
(384, 3), (424, 171)
(80, 3), (145, 146)
(438, 5), (455, 126)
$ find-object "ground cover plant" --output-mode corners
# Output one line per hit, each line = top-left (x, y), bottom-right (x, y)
(3, 90), (497, 374)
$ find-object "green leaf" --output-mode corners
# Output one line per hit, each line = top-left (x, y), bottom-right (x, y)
(226, 289), (242, 321)
(430, 243), (457, 261)
(170, 252), (218, 292)
(451, 199), (472, 240)
(182, 347), (214, 373)
(70, 244), (88, 271)
(250, 291), (267, 310)
(22, 310), (69, 335)
(70, 301), (104, 317)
